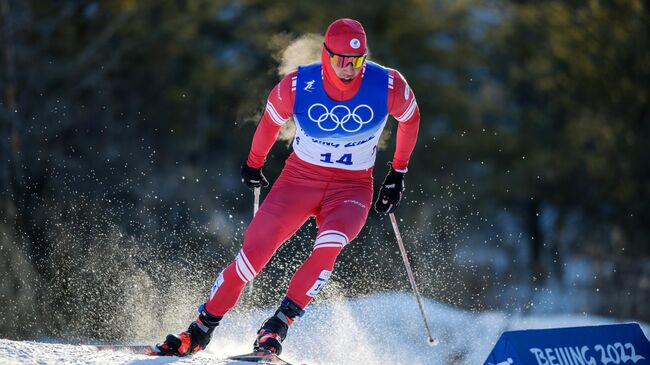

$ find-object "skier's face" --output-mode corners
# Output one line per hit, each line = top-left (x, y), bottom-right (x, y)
(324, 44), (366, 83)
(331, 61), (363, 83)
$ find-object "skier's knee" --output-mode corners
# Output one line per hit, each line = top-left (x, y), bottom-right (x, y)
(313, 229), (350, 251)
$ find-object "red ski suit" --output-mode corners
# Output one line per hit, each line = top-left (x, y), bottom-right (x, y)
(204, 59), (420, 316)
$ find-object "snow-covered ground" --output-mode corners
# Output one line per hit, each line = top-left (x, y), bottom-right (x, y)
(1, 292), (648, 365)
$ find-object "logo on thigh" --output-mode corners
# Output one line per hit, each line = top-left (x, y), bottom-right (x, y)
(344, 199), (367, 209)
(307, 270), (332, 297)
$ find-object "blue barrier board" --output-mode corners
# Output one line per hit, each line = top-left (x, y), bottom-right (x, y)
(484, 323), (650, 365)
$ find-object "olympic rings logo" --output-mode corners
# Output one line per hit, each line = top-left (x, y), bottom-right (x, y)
(307, 103), (374, 132)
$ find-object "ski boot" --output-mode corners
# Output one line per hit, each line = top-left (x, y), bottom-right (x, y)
(156, 304), (222, 356)
(253, 298), (304, 355)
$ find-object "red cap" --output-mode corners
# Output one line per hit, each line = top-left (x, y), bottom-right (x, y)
(324, 18), (367, 55)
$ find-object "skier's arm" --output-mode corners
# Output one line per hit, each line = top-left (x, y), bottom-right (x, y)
(388, 69), (420, 172)
(246, 72), (297, 169)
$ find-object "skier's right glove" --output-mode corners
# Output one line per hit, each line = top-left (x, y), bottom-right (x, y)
(241, 163), (269, 189)
(374, 165), (405, 214)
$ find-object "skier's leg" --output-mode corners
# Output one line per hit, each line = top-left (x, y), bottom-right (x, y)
(254, 183), (372, 354)
(204, 173), (323, 316)
(157, 172), (321, 356)
(203, 209), (308, 316)
(285, 185), (372, 309)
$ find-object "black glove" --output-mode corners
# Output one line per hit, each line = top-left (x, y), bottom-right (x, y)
(374, 166), (405, 214)
(241, 163), (269, 189)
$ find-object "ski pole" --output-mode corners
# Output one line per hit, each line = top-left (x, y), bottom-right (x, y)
(247, 187), (261, 296)
(253, 186), (260, 216)
(388, 212), (439, 346)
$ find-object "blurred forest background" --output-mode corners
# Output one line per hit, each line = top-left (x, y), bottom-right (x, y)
(1, 0), (649, 341)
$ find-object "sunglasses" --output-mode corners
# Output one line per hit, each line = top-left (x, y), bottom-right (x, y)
(324, 44), (367, 69)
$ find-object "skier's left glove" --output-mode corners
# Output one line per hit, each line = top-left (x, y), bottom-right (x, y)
(374, 164), (405, 214)
(241, 163), (269, 189)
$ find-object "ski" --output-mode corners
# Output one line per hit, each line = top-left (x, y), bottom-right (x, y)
(90, 345), (296, 364)
(89, 344), (162, 355)
(227, 350), (293, 365)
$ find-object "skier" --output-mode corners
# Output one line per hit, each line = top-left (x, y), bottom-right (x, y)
(156, 18), (420, 356)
